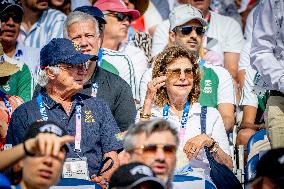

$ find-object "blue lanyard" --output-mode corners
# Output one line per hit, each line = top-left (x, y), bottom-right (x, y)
(199, 59), (205, 69)
(163, 101), (190, 129)
(91, 83), (99, 97)
(0, 90), (12, 122)
(97, 48), (103, 66)
(36, 94), (83, 152)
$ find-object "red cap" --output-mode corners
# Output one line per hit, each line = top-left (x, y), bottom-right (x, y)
(95, 0), (140, 20)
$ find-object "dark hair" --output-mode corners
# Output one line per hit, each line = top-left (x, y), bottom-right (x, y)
(0, 76), (10, 86)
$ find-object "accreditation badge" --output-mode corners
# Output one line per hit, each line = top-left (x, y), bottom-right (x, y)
(62, 157), (89, 180)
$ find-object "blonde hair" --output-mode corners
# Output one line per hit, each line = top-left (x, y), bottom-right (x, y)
(152, 45), (201, 107)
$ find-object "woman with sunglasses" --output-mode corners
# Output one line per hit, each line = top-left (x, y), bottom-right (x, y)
(139, 45), (233, 181)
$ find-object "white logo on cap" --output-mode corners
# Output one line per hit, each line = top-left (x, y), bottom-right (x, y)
(279, 155), (284, 164)
(1, 0), (16, 5)
(39, 124), (63, 136)
(130, 165), (154, 177)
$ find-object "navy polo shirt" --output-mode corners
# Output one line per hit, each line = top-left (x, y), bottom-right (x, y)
(7, 89), (123, 177)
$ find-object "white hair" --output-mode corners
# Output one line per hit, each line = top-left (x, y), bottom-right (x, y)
(63, 11), (100, 39)
(36, 66), (60, 87)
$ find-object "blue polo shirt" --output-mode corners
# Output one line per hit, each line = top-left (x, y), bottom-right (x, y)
(6, 89), (123, 177)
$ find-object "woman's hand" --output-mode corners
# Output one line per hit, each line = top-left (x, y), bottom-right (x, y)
(144, 76), (167, 104)
(183, 134), (213, 160)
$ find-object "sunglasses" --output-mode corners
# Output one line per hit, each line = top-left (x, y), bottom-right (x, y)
(106, 12), (132, 22)
(174, 25), (205, 36)
(129, 144), (177, 157)
(0, 13), (22, 23)
(166, 68), (193, 79)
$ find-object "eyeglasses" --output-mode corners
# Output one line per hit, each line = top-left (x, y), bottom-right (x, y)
(166, 68), (193, 79)
(105, 12), (132, 22)
(57, 63), (88, 71)
(128, 144), (177, 157)
(174, 25), (205, 36)
(0, 13), (22, 23)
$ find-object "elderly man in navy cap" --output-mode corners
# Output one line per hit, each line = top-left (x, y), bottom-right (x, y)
(6, 38), (123, 188)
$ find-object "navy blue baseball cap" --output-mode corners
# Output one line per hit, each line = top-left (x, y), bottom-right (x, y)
(74, 6), (107, 24)
(0, 0), (23, 15)
(40, 38), (97, 69)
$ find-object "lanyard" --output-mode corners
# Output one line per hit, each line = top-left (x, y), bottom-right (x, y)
(97, 48), (103, 66)
(163, 101), (190, 142)
(0, 90), (12, 123)
(91, 83), (99, 97)
(199, 59), (205, 69)
(36, 94), (82, 152)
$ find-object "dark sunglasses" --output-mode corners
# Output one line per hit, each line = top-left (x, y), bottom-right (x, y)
(0, 13), (22, 23)
(106, 12), (132, 22)
(129, 144), (177, 157)
(174, 25), (205, 36)
(166, 68), (193, 79)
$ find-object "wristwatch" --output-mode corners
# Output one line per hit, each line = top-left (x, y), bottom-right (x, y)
(208, 139), (219, 154)
(140, 112), (152, 119)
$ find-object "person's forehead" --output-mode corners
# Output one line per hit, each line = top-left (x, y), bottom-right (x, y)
(166, 57), (193, 69)
(68, 20), (97, 34)
(139, 130), (177, 145)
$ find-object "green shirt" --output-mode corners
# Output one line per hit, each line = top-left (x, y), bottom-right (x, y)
(0, 64), (32, 102)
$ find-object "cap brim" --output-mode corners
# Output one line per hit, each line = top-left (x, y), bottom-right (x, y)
(129, 177), (166, 189)
(64, 53), (98, 65)
(1, 4), (24, 14)
(0, 55), (20, 77)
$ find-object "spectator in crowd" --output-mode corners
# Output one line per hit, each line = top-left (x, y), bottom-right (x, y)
(49, 0), (71, 15)
(19, 0), (66, 48)
(0, 121), (74, 171)
(95, 0), (149, 103)
(63, 9), (136, 132)
(122, 119), (179, 189)
(250, 148), (284, 189)
(15, 121), (73, 189)
(0, 44), (24, 150)
(139, 46), (232, 182)
(6, 38), (123, 188)
(140, 4), (235, 132)
(109, 162), (166, 189)
(250, 0), (284, 148)
(152, 0), (244, 94)
(0, 0), (40, 92)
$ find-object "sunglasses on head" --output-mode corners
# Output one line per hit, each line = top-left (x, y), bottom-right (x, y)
(166, 68), (193, 79)
(0, 13), (22, 23)
(174, 25), (205, 36)
(129, 144), (177, 157)
(106, 12), (132, 22)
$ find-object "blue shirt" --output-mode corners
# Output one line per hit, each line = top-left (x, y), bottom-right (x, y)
(6, 89), (123, 176)
(18, 8), (66, 48)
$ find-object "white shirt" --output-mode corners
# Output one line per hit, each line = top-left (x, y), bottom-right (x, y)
(136, 102), (230, 177)
(139, 62), (235, 106)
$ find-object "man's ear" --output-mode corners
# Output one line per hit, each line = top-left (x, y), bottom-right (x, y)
(168, 31), (176, 45)
(46, 67), (57, 80)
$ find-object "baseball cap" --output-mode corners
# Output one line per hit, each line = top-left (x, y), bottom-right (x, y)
(0, 43), (20, 77)
(74, 6), (107, 24)
(95, 0), (140, 20)
(169, 4), (208, 31)
(40, 38), (98, 68)
(253, 148), (284, 186)
(109, 162), (166, 189)
(0, 0), (23, 15)
(24, 121), (70, 153)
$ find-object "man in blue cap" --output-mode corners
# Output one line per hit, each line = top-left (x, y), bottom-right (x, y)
(6, 38), (123, 188)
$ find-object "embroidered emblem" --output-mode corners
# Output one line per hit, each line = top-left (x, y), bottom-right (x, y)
(72, 42), (81, 52)
(84, 111), (95, 123)
(115, 132), (125, 141)
(203, 80), (212, 93)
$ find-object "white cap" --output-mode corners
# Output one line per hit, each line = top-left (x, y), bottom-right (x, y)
(169, 4), (208, 31)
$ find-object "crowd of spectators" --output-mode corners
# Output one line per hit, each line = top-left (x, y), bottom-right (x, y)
(0, 0), (283, 189)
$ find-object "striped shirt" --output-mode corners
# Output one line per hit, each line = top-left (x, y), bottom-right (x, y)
(18, 8), (66, 49)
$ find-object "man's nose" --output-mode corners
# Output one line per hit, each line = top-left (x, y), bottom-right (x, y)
(5, 17), (16, 25)
(155, 147), (166, 160)
(43, 156), (53, 167)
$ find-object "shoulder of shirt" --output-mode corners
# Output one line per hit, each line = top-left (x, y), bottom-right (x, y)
(97, 67), (131, 87)
(210, 11), (239, 24)
(17, 43), (40, 53)
(203, 62), (230, 76)
(45, 8), (66, 19)
(102, 48), (127, 56)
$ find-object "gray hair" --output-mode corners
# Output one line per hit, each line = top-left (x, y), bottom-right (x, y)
(63, 11), (100, 39)
(36, 66), (60, 87)
(124, 119), (179, 151)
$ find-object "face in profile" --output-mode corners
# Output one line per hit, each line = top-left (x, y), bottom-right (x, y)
(20, 149), (66, 188)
